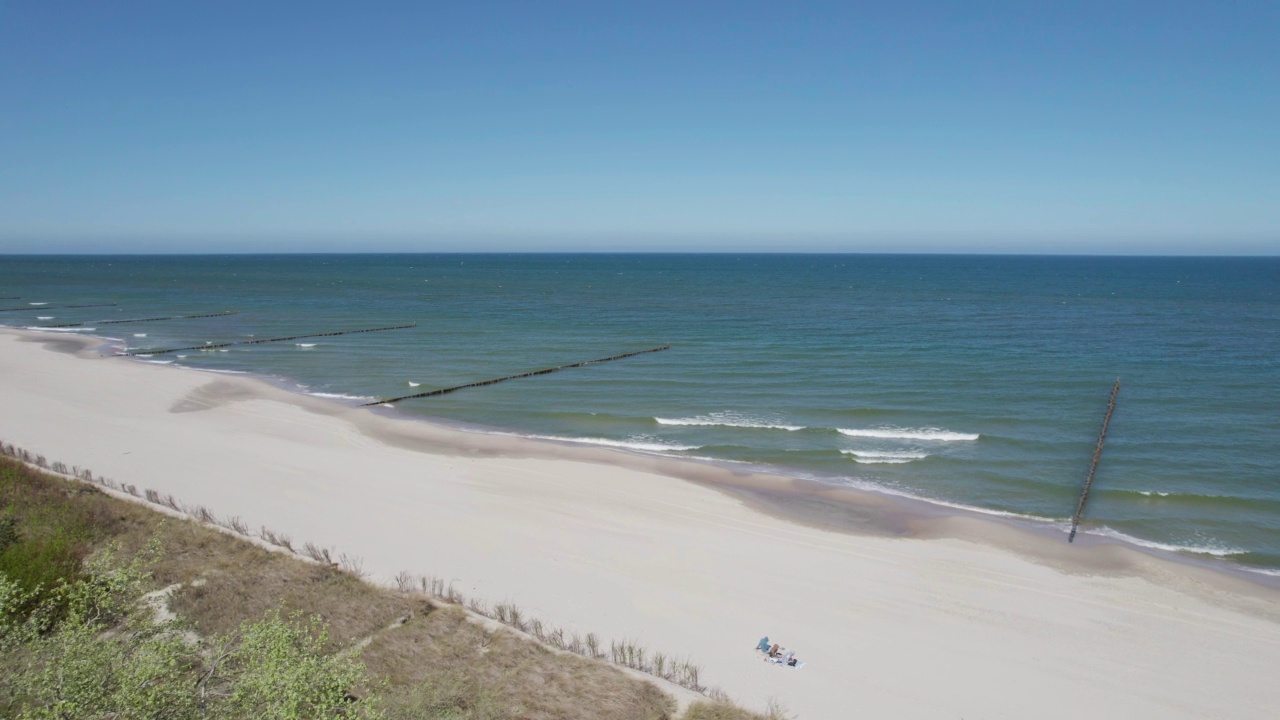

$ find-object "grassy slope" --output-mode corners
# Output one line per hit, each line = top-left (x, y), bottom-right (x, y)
(0, 455), (769, 720)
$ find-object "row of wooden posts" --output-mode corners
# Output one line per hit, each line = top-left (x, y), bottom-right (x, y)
(1068, 378), (1121, 543)
(363, 344), (672, 406)
(11, 298), (1119, 543)
(0, 302), (118, 312)
(124, 322), (419, 355)
(42, 310), (240, 328)
(15, 306), (664, 407)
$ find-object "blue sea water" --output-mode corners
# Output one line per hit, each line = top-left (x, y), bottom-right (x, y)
(2, 254), (1278, 574)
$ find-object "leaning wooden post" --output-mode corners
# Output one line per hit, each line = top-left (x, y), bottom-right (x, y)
(1069, 378), (1121, 543)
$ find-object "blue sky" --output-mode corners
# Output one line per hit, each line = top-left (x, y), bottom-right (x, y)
(1, 1), (1277, 254)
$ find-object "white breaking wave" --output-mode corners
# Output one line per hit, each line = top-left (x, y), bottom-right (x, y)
(845, 450), (929, 458)
(1136, 491), (1171, 497)
(832, 480), (1064, 524)
(28, 302), (47, 306)
(133, 333), (147, 338)
(837, 427), (979, 441)
(36, 316), (53, 320)
(655, 412), (804, 432)
(29, 326), (95, 333)
(840, 449), (929, 464)
(1090, 526), (1247, 558)
(408, 381), (420, 387)
(296, 343), (317, 348)
(308, 392), (378, 402)
(176, 355), (187, 359)
(527, 434), (700, 453)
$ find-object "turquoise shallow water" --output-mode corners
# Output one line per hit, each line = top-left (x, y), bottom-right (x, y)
(2, 254), (1278, 573)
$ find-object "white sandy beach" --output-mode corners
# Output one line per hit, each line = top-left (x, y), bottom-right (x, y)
(2, 328), (1278, 719)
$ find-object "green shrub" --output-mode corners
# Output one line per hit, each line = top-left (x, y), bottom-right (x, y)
(1, 542), (379, 720)
(0, 517), (18, 551)
(0, 531), (81, 594)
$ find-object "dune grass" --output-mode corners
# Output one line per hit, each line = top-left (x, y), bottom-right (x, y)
(0, 447), (781, 719)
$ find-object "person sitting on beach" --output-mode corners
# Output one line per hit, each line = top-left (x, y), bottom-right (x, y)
(787, 655), (799, 667)
(756, 636), (770, 654)
(768, 643), (781, 658)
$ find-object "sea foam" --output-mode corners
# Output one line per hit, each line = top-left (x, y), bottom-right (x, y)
(837, 427), (979, 441)
(656, 412), (804, 431)
(1090, 526), (1247, 558)
(526, 434), (699, 453)
(308, 392), (378, 402)
(840, 449), (929, 464)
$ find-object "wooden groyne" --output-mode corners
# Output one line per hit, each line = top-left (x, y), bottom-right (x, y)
(42, 310), (239, 328)
(124, 322), (417, 356)
(1068, 378), (1121, 543)
(364, 344), (671, 406)
(0, 303), (118, 313)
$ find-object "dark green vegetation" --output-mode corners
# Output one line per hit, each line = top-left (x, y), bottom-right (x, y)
(0, 456), (776, 719)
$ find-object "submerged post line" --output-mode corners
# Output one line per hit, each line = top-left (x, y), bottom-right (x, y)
(0, 303), (118, 313)
(42, 310), (239, 328)
(1068, 377), (1121, 543)
(364, 344), (672, 406)
(123, 322), (417, 356)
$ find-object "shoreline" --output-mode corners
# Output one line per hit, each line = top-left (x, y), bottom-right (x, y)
(4, 326), (1280, 717)
(21, 325), (1280, 589)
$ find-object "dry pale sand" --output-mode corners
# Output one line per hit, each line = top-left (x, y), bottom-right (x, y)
(2, 328), (1278, 719)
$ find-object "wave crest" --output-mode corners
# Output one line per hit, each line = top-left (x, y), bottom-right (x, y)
(527, 434), (699, 453)
(1090, 526), (1247, 558)
(839, 449), (929, 464)
(655, 412), (803, 431)
(307, 392), (378, 402)
(837, 427), (979, 441)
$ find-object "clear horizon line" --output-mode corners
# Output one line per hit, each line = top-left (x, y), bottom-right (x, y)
(2, 250), (1278, 258)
